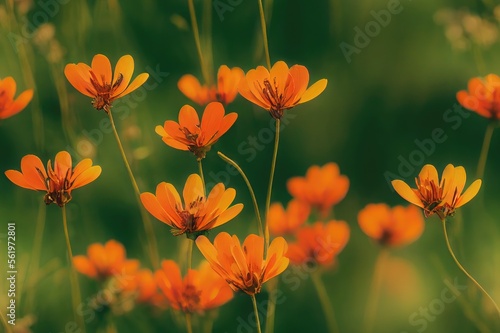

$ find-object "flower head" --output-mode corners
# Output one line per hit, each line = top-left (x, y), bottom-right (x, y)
(155, 102), (237, 160)
(5, 151), (101, 207)
(73, 240), (139, 280)
(178, 65), (244, 105)
(238, 61), (327, 119)
(286, 220), (350, 267)
(140, 174), (243, 238)
(118, 268), (165, 305)
(196, 232), (289, 295)
(0, 76), (33, 120)
(64, 54), (149, 113)
(287, 162), (349, 217)
(358, 204), (424, 247)
(155, 260), (233, 313)
(457, 74), (500, 119)
(267, 199), (310, 236)
(391, 164), (481, 218)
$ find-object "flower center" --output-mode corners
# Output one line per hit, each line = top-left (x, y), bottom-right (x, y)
(260, 78), (286, 119)
(41, 167), (74, 207)
(181, 284), (202, 313)
(416, 178), (444, 217)
(88, 72), (124, 112)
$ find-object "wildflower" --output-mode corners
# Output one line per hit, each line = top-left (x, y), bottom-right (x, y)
(287, 162), (349, 217)
(118, 268), (165, 305)
(0, 76), (33, 120)
(178, 65), (244, 105)
(286, 221), (350, 267)
(155, 260), (233, 313)
(267, 199), (310, 236)
(140, 174), (243, 238)
(238, 60), (327, 119)
(358, 204), (424, 247)
(64, 54), (149, 113)
(457, 74), (500, 119)
(391, 164), (481, 218)
(196, 232), (289, 295)
(5, 151), (101, 207)
(155, 102), (237, 160)
(73, 239), (139, 280)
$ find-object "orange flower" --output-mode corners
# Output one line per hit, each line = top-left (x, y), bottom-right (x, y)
(267, 199), (310, 236)
(178, 65), (244, 105)
(392, 164), (481, 218)
(457, 74), (500, 119)
(238, 60), (327, 119)
(287, 162), (349, 217)
(196, 232), (289, 295)
(140, 174), (243, 238)
(155, 102), (238, 160)
(73, 240), (139, 280)
(5, 151), (101, 207)
(155, 260), (233, 313)
(64, 54), (149, 113)
(0, 76), (33, 120)
(118, 268), (164, 305)
(286, 221), (350, 267)
(358, 204), (424, 247)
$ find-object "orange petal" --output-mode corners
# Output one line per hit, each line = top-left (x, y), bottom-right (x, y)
(21, 155), (47, 190)
(178, 74), (206, 105)
(112, 55), (135, 96)
(72, 166), (101, 189)
(1, 89), (33, 119)
(118, 72), (149, 97)
(299, 79), (327, 104)
(73, 256), (97, 278)
(91, 54), (112, 86)
(178, 104), (200, 133)
(140, 192), (171, 225)
(183, 174), (204, 204)
(456, 179), (481, 208)
(5, 170), (34, 190)
(212, 203), (243, 228)
(392, 180), (423, 208)
(201, 102), (225, 144)
(64, 63), (95, 97)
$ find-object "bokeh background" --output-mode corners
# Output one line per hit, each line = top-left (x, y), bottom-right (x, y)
(1, 0), (500, 332)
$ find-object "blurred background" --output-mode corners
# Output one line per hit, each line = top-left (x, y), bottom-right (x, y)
(1, 0), (500, 332)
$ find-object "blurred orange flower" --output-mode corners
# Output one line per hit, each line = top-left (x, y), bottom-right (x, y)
(140, 174), (243, 238)
(118, 268), (165, 305)
(0, 76), (33, 120)
(287, 162), (349, 217)
(238, 60), (327, 119)
(64, 54), (149, 113)
(155, 102), (238, 160)
(73, 240), (139, 280)
(358, 204), (424, 247)
(267, 199), (310, 236)
(286, 221), (350, 267)
(5, 151), (101, 207)
(392, 164), (481, 218)
(155, 260), (233, 313)
(178, 65), (244, 105)
(196, 232), (289, 295)
(457, 74), (500, 119)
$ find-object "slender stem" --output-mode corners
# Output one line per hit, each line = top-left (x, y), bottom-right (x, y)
(264, 279), (279, 333)
(187, 239), (194, 271)
(476, 121), (495, 180)
(363, 248), (389, 333)
(62, 206), (86, 333)
(251, 295), (263, 333)
(217, 152), (264, 238)
(264, 120), (280, 253)
(188, 0), (210, 84)
(202, 0), (214, 83)
(257, 0), (272, 69)
(441, 218), (500, 318)
(108, 111), (159, 269)
(0, 310), (13, 333)
(198, 159), (206, 195)
(185, 313), (193, 333)
(311, 271), (339, 333)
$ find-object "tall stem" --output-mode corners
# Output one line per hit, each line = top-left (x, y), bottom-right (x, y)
(476, 122), (495, 180)
(251, 295), (263, 333)
(264, 279), (279, 333)
(62, 206), (86, 333)
(257, 0), (271, 69)
(198, 159), (206, 195)
(185, 313), (193, 333)
(187, 239), (194, 271)
(311, 271), (339, 333)
(108, 111), (159, 269)
(188, 0), (210, 84)
(441, 218), (500, 318)
(217, 152), (264, 238)
(363, 248), (389, 333)
(264, 120), (280, 253)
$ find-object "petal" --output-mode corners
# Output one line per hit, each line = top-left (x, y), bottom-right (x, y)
(183, 174), (204, 204)
(178, 74), (207, 105)
(73, 256), (97, 278)
(201, 102), (225, 144)
(140, 192), (172, 225)
(298, 79), (327, 104)
(21, 155), (48, 190)
(211, 203), (244, 228)
(1, 89), (33, 119)
(71, 166), (101, 189)
(91, 54), (112, 85)
(64, 64), (95, 98)
(178, 104), (201, 133)
(117, 73), (149, 97)
(288, 65), (310, 103)
(357, 203), (389, 240)
(455, 179), (481, 208)
(216, 113), (238, 139)
(112, 55), (135, 96)
(419, 164), (439, 186)
(5, 170), (35, 190)
(392, 180), (424, 208)
(269, 61), (290, 95)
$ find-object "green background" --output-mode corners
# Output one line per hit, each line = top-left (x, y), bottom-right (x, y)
(1, 0), (500, 332)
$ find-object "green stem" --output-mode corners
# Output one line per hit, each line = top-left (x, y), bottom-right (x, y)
(108, 111), (159, 269)
(188, 0), (210, 85)
(186, 313), (193, 333)
(311, 271), (339, 333)
(187, 239), (194, 272)
(441, 218), (500, 318)
(217, 152), (264, 238)
(202, 0), (214, 83)
(62, 206), (86, 333)
(198, 159), (206, 195)
(257, 0), (271, 69)
(251, 295), (263, 333)
(264, 120), (280, 253)
(476, 121), (495, 180)
(264, 279), (279, 333)
(362, 248), (389, 333)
